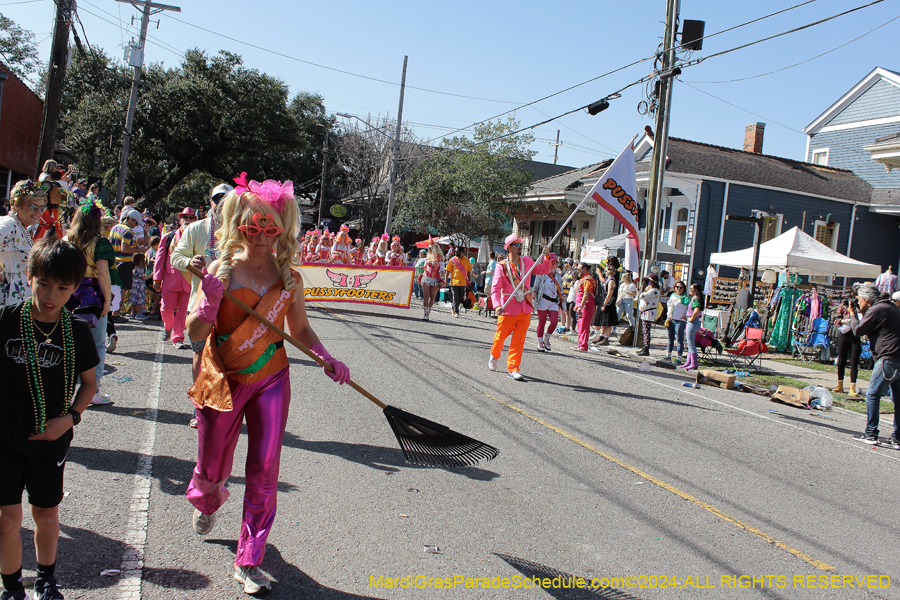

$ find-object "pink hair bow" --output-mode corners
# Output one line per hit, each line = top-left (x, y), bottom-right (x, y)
(233, 172), (294, 210)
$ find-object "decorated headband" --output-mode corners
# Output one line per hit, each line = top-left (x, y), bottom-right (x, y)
(339, 224), (350, 233)
(12, 180), (50, 202)
(78, 198), (103, 219)
(391, 235), (401, 243)
(233, 172), (294, 210)
(381, 233), (390, 240)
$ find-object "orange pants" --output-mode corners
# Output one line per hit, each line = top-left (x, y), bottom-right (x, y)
(491, 311), (532, 372)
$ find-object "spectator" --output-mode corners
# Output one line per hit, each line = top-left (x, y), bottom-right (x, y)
(665, 281), (689, 363)
(637, 279), (660, 357)
(413, 249), (427, 300)
(849, 283), (900, 449)
(617, 271), (637, 330)
(446, 247), (471, 317)
(109, 208), (144, 322)
(0, 181), (45, 305)
(560, 258), (577, 334)
(832, 299), (862, 397)
(484, 252), (497, 294)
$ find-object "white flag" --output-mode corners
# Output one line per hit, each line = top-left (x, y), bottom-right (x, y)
(583, 142), (640, 271)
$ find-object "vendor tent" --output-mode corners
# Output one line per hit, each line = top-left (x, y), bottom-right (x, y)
(580, 233), (689, 265)
(709, 226), (881, 278)
(414, 234), (504, 256)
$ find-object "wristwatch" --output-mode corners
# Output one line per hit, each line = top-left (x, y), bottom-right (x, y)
(68, 409), (81, 426)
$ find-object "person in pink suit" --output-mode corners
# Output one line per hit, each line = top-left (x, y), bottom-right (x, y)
(153, 207), (197, 348)
(489, 233), (550, 381)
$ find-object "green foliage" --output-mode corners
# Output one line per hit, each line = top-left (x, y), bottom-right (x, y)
(395, 118), (535, 240)
(0, 13), (40, 84)
(57, 48), (331, 214)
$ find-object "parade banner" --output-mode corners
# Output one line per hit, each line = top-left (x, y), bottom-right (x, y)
(584, 143), (640, 271)
(298, 263), (414, 308)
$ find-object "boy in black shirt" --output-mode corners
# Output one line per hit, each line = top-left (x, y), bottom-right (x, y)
(0, 238), (99, 600)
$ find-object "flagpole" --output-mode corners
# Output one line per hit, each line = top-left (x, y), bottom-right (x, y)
(501, 136), (640, 312)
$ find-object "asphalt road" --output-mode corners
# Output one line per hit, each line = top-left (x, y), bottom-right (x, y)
(19, 299), (900, 599)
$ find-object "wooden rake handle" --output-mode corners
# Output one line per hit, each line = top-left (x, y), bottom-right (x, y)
(186, 264), (387, 409)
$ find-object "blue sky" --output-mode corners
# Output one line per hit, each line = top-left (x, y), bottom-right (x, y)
(8, 0), (900, 169)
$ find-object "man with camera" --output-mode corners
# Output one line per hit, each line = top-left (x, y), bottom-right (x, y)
(850, 283), (900, 449)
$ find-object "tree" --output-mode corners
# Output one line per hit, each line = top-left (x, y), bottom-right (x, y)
(0, 14), (40, 85)
(330, 115), (422, 240)
(394, 118), (535, 242)
(56, 48), (331, 214)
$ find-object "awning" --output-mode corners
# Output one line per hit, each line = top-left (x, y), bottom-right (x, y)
(580, 232), (688, 265)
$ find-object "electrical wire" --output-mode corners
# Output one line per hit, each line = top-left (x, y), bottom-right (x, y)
(681, 13), (900, 84)
(161, 13), (523, 105)
(676, 78), (805, 135)
(77, 3), (185, 60)
(682, 0), (886, 70)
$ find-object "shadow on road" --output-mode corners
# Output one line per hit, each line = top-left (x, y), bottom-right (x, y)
(493, 553), (639, 599)
(281, 431), (499, 481)
(205, 539), (385, 599)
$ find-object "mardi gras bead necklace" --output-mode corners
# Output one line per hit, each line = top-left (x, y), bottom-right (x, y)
(20, 301), (75, 433)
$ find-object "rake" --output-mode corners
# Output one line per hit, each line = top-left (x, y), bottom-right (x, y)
(186, 265), (498, 468)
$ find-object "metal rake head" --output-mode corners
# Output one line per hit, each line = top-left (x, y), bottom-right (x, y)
(383, 406), (499, 468)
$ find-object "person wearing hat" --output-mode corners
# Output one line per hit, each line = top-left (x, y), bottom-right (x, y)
(153, 207), (198, 348)
(171, 184), (235, 426)
(108, 208), (148, 322)
(532, 253), (563, 351)
(73, 178), (88, 200)
(893, 290), (900, 310)
(489, 233), (551, 380)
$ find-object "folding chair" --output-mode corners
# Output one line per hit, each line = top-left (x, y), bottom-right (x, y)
(726, 327), (765, 371)
(695, 328), (722, 365)
(702, 313), (720, 337)
(791, 317), (829, 365)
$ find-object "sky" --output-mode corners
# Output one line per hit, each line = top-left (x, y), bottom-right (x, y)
(7, 0), (900, 170)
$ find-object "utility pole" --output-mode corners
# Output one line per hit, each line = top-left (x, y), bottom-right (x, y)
(114, 0), (180, 205)
(36, 0), (73, 176)
(642, 0), (680, 281)
(315, 125), (329, 229)
(384, 55), (407, 235)
(550, 130), (561, 164)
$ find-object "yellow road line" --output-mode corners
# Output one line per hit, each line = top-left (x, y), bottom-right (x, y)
(486, 393), (834, 572)
(309, 303), (345, 320)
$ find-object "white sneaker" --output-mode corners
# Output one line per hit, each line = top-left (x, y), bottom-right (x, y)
(537, 340), (546, 352)
(234, 565), (271, 594)
(106, 334), (118, 353)
(507, 371), (525, 381)
(192, 509), (216, 535)
(488, 357), (498, 371)
(543, 335), (552, 351)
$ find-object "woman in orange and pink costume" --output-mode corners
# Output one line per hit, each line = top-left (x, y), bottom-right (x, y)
(184, 174), (350, 595)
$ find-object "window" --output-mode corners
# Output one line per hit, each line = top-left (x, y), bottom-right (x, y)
(810, 220), (840, 284)
(760, 214), (782, 242)
(677, 207), (688, 221)
(811, 149), (829, 166)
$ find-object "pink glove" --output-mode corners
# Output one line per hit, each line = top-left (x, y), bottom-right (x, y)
(196, 268), (225, 323)
(310, 342), (350, 385)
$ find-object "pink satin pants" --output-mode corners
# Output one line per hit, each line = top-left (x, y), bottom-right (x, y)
(160, 288), (190, 342)
(186, 367), (291, 567)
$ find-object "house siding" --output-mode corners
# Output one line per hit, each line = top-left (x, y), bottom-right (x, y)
(825, 79), (900, 126)
(849, 209), (900, 276)
(690, 180), (726, 287)
(808, 123), (900, 188)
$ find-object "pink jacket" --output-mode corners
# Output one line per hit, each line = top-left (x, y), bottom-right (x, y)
(153, 229), (190, 293)
(490, 256), (551, 316)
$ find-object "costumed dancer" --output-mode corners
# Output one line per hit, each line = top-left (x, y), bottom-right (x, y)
(386, 235), (405, 266)
(351, 238), (365, 264)
(369, 234), (389, 266)
(488, 234), (550, 380)
(532, 253), (563, 352)
(184, 176), (350, 595)
(330, 224), (353, 264)
(315, 229), (332, 262)
(304, 230), (320, 263)
(421, 238), (444, 321)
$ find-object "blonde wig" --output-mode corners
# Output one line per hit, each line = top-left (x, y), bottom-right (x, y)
(214, 189), (300, 291)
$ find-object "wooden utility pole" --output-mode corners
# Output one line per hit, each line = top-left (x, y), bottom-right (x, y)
(36, 0), (73, 176)
(114, 0), (180, 204)
(550, 130), (561, 164)
(642, 0), (680, 277)
(384, 55), (407, 235)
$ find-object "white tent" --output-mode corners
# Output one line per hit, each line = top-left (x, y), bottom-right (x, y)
(580, 232), (689, 265)
(709, 226), (881, 278)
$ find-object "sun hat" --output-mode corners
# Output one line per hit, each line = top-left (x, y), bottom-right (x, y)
(178, 207), (196, 217)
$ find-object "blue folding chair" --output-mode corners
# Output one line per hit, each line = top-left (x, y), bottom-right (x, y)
(792, 317), (830, 364)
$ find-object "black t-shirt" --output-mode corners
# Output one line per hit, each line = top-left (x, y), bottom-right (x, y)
(0, 303), (99, 455)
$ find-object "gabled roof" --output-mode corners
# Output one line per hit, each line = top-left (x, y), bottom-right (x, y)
(634, 136), (873, 204)
(524, 159), (613, 196)
(804, 67), (900, 135)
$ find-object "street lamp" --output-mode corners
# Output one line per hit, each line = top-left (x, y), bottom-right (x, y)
(336, 112), (401, 235)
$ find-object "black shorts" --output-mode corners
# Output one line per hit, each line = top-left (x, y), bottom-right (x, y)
(118, 261), (135, 290)
(0, 444), (68, 508)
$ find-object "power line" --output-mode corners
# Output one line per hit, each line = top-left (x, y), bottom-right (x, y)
(160, 13), (523, 105)
(683, 0), (886, 69)
(676, 78), (805, 135)
(77, 2), (185, 59)
(681, 13), (900, 84)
